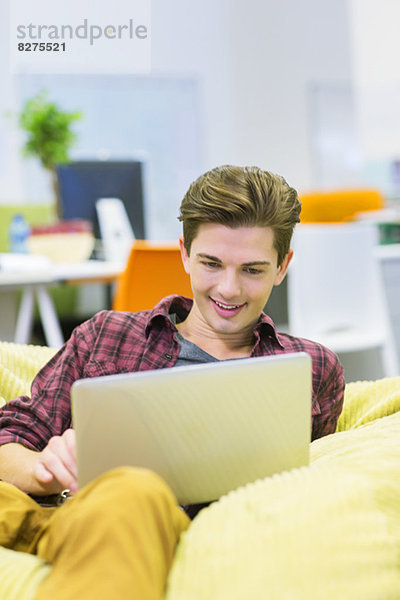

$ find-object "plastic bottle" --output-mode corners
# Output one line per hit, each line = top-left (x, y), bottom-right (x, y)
(8, 214), (31, 253)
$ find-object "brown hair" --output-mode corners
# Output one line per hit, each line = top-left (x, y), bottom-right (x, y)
(178, 165), (301, 265)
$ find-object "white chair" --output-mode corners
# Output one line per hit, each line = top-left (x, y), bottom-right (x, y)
(287, 223), (398, 379)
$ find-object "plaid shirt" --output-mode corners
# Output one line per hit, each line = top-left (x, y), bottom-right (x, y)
(0, 295), (344, 450)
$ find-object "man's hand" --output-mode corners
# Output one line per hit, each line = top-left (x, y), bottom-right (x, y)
(33, 429), (78, 494)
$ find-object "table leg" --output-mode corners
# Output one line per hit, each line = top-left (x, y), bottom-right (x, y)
(14, 286), (35, 344)
(36, 284), (65, 349)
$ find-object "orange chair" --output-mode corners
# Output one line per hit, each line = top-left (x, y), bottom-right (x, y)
(299, 189), (384, 223)
(112, 240), (192, 313)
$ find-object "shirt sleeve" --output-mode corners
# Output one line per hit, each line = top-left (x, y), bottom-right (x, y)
(311, 348), (345, 441)
(0, 316), (97, 451)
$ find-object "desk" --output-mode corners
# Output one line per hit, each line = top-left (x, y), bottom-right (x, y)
(0, 260), (124, 348)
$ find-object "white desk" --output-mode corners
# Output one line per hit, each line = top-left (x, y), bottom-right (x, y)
(0, 259), (124, 348)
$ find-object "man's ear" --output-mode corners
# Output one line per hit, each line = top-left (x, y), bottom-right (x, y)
(274, 248), (293, 286)
(179, 235), (190, 274)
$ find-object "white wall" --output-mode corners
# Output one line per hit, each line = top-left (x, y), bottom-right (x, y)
(0, 0), (352, 206)
(151, 0), (352, 191)
(0, 0), (25, 202)
(223, 0), (352, 189)
(349, 0), (400, 160)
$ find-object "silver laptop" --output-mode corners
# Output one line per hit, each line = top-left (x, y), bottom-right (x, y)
(71, 352), (312, 504)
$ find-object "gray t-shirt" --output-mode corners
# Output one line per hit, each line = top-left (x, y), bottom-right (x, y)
(169, 313), (218, 366)
(169, 314), (220, 517)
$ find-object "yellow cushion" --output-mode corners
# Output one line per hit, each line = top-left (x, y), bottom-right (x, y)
(0, 546), (50, 600)
(336, 376), (400, 431)
(0, 341), (57, 406)
(166, 412), (400, 600)
(0, 342), (56, 599)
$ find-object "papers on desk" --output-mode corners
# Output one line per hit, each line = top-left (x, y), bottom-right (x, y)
(0, 255), (124, 289)
(0, 254), (53, 286)
(0, 253), (51, 272)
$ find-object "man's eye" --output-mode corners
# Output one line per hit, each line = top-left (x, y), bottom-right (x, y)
(204, 261), (220, 268)
(245, 267), (262, 275)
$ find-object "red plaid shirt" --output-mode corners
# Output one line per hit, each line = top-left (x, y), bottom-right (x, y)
(0, 295), (344, 450)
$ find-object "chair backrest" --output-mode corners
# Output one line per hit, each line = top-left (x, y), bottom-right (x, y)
(287, 223), (387, 338)
(299, 189), (384, 223)
(112, 241), (192, 312)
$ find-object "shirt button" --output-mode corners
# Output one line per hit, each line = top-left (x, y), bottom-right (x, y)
(164, 353), (172, 360)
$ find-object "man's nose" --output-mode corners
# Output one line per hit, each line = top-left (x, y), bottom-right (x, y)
(217, 269), (241, 299)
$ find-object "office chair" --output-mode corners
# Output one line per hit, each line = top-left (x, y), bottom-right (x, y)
(113, 241), (192, 312)
(287, 223), (398, 379)
(299, 189), (384, 223)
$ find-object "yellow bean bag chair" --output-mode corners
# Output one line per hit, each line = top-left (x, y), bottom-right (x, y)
(0, 341), (57, 407)
(166, 376), (400, 600)
(0, 340), (400, 600)
(166, 411), (400, 600)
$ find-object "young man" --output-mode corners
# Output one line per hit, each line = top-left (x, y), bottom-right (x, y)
(0, 165), (344, 599)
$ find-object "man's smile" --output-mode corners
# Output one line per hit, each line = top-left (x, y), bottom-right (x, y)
(210, 297), (246, 315)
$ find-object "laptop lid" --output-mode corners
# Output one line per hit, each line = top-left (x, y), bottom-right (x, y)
(71, 352), (312, 504)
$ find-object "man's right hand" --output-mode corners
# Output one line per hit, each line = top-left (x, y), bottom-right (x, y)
(33, 429), (78, 494)
(0, 431), (78, 496)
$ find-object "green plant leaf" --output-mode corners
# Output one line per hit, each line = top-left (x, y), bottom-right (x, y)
(19, 90), (82, 170)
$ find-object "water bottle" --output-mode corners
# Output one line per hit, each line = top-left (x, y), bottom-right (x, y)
(8, 214), (31, 253)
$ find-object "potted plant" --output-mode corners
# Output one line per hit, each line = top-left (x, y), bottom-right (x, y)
(18, 90), (82, 218)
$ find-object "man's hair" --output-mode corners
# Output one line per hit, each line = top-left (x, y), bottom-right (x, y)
(178, 165), (301, 265)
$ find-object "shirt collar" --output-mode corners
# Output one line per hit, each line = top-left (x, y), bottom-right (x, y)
(253, 312), (285, 349)
(146, 295), (285, 349)
(145, 295), (192, 334)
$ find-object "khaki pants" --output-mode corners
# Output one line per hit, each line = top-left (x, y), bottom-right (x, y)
(0, 467), (190, 600)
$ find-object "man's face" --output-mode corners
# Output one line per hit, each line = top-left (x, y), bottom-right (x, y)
(180, 223), (293, 337)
